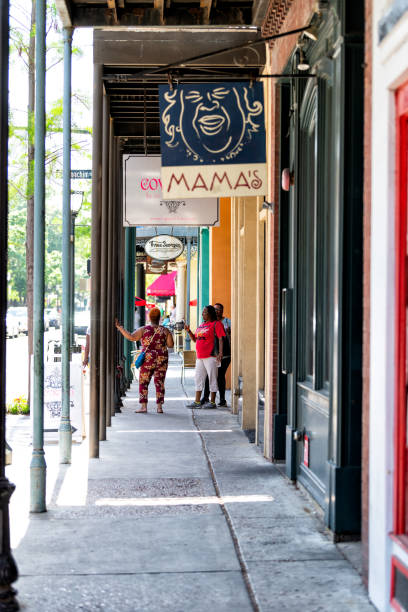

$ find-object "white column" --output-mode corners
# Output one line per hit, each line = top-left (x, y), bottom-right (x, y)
(176, 261), (186, 322)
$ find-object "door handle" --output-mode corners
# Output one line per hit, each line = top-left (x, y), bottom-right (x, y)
(281, 288), (293, 374)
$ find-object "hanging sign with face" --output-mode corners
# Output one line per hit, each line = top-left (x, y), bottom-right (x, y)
(159, 82), (267, 198)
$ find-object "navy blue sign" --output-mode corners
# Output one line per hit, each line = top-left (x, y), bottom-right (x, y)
(159, 82), (266, 167)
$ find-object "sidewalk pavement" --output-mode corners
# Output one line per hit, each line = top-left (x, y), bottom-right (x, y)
(7, 354), (374, 611)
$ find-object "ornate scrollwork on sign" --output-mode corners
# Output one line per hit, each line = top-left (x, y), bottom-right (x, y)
(160, 200), (186, 214)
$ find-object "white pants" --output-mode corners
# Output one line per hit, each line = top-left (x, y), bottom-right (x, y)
(195, 357), (218, 393)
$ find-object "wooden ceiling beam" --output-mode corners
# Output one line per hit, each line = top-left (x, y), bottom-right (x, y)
(154, 0), (165, 23)
(107, 0), (119, 23)
(200, 0), (212, 24)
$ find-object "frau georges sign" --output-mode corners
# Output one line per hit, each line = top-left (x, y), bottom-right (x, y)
(159, 82), (267, 199)
(122, 156), (219, 226)
(144, 235), (184, 261)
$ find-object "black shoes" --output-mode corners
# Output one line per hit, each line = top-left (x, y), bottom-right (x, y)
(218, 400), (227, 407)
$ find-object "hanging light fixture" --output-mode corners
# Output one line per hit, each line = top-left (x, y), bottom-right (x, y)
(297, 43), (310, 71)
(304, 24), (319, 41)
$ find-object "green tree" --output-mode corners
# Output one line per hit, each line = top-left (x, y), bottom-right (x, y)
(8, 0), (92, 405)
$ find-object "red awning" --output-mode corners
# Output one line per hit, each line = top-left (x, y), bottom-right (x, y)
(146, 271), (177, 297)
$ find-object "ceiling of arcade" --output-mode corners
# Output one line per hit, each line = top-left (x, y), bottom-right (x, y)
(56, 0), (271, 154)
(55, 0), (270, 27)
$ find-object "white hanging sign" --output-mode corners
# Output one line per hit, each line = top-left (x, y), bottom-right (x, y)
(123, 155), (219, 226)
(144, 235), (184, 261)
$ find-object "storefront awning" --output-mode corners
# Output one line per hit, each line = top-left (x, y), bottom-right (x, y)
(146, 271), (177, 297)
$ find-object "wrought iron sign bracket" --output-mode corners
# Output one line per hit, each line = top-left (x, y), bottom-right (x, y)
(262, 200), (275, 213)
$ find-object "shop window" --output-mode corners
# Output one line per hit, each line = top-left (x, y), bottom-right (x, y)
(391, 557), (408, 611)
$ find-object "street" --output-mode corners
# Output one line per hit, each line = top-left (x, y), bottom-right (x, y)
(5, 329), (85, 405)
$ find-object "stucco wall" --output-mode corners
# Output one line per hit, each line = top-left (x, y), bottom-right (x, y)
(369, 3), (408, 610)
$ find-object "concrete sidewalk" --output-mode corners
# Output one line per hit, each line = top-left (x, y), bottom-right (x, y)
(8, 355), (374, 611)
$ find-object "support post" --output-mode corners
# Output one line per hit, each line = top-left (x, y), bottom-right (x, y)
(114, 143), (123, 413)
(185, 237), (192, 350)
(0, 0), (20, 605)
(89, 63), (103, 458)
(196, 231), (200, 325)
(123, 228), (136, 384)
(136, 263), (146, 326)
(200, 228), (210, 310)
(123, 228), (131, 383)
(30, 0), (47, 512)
(59, 26), (73, 464)
(99, 93), (109, 442)
(106, 118), (114, 427)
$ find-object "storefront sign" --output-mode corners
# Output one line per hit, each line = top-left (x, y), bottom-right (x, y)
(144, 235), (184, 261)
(123, 156), (219, 226)
(159, 82), (267, 198)
(146, 260), (168, 274)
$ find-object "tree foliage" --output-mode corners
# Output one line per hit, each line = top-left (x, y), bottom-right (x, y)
(7, 0), (92, 308)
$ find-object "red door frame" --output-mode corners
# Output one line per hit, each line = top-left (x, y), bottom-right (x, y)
(395, 80), (408, 537)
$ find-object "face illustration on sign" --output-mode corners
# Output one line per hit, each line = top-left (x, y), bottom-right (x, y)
(161, 84), (264, 164)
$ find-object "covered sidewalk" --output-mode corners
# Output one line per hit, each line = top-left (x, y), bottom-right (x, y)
(8, 357), (372, 611)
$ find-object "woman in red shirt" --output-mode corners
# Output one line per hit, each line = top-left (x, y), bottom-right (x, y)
(185, 305), (225, 409)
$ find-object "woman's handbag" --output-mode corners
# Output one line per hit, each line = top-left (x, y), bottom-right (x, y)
(135, 328), (160, 369)
(135, 351), (146, 368)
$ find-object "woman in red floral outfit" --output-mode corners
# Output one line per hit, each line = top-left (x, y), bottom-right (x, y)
(116, 307), (174, 413)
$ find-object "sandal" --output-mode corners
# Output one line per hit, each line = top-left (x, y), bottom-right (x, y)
(157, 405), (164, 413)
(135, 407), (147, 413)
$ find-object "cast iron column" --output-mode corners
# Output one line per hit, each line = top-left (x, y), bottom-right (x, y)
(99, 94), (109, 441)
(123, 228), (135, 384)
(196, 231), (200, 325)
(59, 26), (73, 464)
(0, 0), (19, 606)
(89, 62), (103, 458)
(30, 0), (47, 512)
(114, 143), (123, 413)
(136, 263), (145, 327)
(185, 237), (191, 350)
(106, 118), (114, 427)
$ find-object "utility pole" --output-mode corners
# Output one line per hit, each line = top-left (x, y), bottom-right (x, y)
(59, 26), (73, 464)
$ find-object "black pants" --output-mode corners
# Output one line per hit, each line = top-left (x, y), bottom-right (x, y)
(204, 357), (231, 402)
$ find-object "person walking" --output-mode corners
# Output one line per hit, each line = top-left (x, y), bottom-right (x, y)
(115, 307), (174, 413)
(185, 305), (225, 409)
(201, 303), (232, 406)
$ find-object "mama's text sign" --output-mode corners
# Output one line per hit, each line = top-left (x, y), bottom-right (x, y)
(123, 155), (219, 226)
(159, 82), (267, 198)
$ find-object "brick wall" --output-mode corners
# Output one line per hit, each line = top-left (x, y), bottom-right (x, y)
(362, 0), (372, 587)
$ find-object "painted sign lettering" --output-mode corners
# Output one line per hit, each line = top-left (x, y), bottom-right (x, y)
(122, 156), (219, 226)
(159, 82), (267, 198)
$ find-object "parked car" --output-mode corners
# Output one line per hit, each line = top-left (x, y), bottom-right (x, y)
(8, 307), (28, 335)
(46, 308), (60, 329)
(74, 310), (90, 336)
(6, 311), (19, 338)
